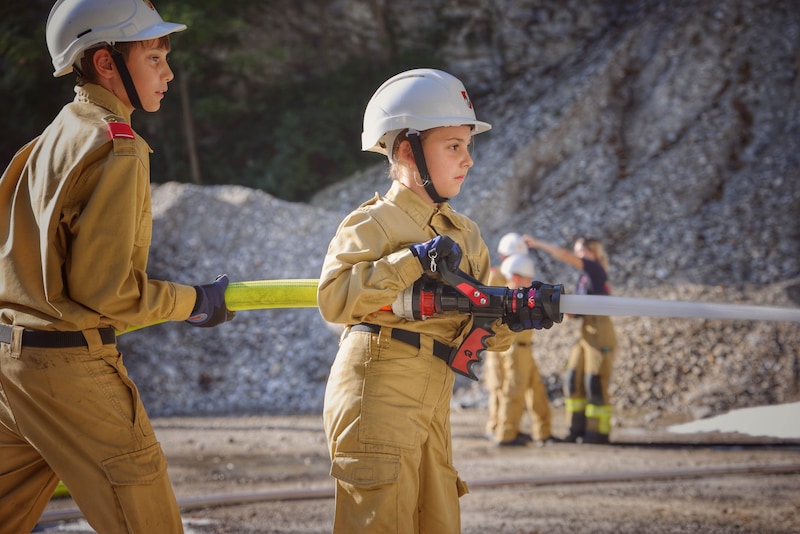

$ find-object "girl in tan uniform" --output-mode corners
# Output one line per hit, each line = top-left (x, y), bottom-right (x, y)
(318, 69), (545, 533)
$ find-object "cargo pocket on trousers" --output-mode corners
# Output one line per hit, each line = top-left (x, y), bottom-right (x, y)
(330, 451), (400, 488)
(102, 442), (168, 496)
(456, 476), (470, 498)
(101, 442), (180, 532)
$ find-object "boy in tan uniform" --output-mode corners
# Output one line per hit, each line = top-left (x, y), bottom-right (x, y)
(318, 69), (554, 533)
(0, 1), (234, 532)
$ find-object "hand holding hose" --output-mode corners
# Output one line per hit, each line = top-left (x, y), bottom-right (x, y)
(187, 274), (236, 327)
(503, 281), (563, 331)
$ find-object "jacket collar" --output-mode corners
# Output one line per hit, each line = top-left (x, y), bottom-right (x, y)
(73, 83), (133, 124)
(385, 180), (468, 231)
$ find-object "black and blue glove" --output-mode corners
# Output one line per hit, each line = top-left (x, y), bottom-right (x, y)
(503, 281), (559, 331)
(410, 235), (462, 273)
(186, 274), (236, 327)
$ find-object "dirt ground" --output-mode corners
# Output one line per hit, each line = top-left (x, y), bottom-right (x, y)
(38, 407), (800, 534)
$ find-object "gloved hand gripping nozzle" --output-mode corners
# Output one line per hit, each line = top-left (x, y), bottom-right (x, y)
(390, 264), (564, 380)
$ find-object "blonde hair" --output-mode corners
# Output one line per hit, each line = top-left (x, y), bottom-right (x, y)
(388, 130), (408, 181)
(577, 237), (609, 272)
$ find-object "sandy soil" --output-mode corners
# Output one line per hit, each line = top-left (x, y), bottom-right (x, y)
(38, 407), (800, 533)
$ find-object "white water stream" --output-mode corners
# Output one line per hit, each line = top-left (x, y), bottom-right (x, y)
(558, 295), (800, 439)
(559, 294), (800, 322)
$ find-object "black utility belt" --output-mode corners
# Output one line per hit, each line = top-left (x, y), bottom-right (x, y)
(350, 323), (453, 365)
(0, 324), (116, 348)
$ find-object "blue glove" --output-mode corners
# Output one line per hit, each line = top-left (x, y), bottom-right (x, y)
(410, 235), (462, 273)
(186, 274), (236, 327)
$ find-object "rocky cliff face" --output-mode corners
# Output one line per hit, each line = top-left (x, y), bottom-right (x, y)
(121, 0), (799, 425)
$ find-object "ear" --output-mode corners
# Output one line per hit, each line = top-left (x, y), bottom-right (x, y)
(92, 48), (116, 80)
(396, 139), (416, 166)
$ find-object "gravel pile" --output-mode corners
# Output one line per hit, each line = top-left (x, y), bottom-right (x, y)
(119, 180), (798, 425)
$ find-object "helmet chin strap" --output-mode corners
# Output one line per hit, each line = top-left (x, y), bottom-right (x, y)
(406, 130), (449, 204)
(110, 48), (143, 110)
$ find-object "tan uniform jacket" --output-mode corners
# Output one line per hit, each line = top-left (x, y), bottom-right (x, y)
(318, 180), (513, 352)
(0, 84), (196, 332)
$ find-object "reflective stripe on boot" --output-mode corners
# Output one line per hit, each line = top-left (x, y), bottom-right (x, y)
(564, 398), (587, 442)
(584, 403), (612, 444)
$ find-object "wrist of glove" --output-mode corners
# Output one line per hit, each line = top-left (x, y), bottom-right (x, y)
(410, 235), (462, 273)
(186, 274), (236, 328)
(503, 282), (558, 331)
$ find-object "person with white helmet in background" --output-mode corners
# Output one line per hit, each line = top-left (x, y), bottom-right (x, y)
(0, 1), (234, 531)
(483, 232), (529, 440)
(493, 253), (559, 447)
(318, 69), (550, 533)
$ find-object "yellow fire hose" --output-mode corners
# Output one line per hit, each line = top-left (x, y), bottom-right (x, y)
(224, 279), (319, 311)
(121, 279), (319, 334)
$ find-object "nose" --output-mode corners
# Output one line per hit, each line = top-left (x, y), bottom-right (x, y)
(463, 148), (474, 168)
(163, 61), (175, 82)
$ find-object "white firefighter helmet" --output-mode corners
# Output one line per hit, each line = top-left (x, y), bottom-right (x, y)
(497, 232), (528, 257)
(361, 68), (491, 161)
(501, 253), (535, 280)
(47, 0), (187, 77)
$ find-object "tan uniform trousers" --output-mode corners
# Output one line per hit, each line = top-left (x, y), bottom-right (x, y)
(496, 342), (552, 442)
(323, 328), (466, 534)
(564, 316), (616, 439)
(0, 328), (182, 534)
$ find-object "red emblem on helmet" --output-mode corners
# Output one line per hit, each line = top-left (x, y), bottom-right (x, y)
(461, 91), (473, 110)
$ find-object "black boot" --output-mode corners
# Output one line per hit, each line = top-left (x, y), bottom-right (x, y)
(563, 412), (586, 443)
(583, 431), (610, 444)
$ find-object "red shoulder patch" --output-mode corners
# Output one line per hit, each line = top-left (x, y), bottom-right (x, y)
(107, 121), (135, 140)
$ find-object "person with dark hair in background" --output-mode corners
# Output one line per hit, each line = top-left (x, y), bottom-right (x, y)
(524, 235), (617, 444)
